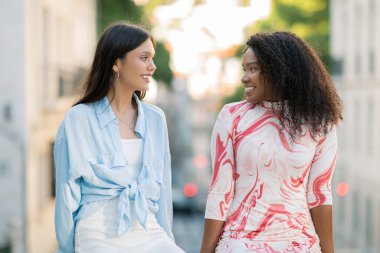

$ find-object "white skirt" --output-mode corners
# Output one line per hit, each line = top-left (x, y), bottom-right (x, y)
(75, 198), (185, 253)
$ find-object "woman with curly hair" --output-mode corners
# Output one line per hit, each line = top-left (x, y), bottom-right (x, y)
(200, 32), (342, 253)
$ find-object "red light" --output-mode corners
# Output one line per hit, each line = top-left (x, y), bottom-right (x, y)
(183, 183), (198, 198)
(193, 154), (208, 169)
(336, 182), (349, 197)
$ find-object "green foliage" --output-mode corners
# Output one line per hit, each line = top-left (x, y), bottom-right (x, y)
(240, 0), (251, 6)
(247, 0), (330, 69)
(222, 86), (245, 105)
(0, 244), (10, 253)
(154, 41), (173, 85)
(97, 0), (146, 36)
(234, 44), (247, 58)
(143, 0), (175, 18)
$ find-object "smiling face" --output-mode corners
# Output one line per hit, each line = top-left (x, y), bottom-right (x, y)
(241, 47), (272, 104)
(114, 38), (156, 92)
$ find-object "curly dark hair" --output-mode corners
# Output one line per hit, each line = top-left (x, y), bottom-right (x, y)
(246, 31), (343, 139)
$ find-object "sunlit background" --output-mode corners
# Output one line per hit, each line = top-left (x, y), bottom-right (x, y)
(0, 0), (379, 252)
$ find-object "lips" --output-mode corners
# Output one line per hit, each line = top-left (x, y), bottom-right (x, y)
(141, 74), (152, 82)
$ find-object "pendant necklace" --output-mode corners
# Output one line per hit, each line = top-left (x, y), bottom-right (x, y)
(114, 112), (135, 131)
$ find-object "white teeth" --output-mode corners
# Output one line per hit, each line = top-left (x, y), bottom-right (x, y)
(141, 75), (150, 81)
(245, 86), (255, 93)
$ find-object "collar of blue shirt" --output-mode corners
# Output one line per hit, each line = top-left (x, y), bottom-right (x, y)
(95, 93), (146, 140)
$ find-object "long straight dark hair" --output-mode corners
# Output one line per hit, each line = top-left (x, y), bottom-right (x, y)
(74, 22), (154, 106)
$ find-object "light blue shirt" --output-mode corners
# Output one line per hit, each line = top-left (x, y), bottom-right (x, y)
(54, 94), (174, 253)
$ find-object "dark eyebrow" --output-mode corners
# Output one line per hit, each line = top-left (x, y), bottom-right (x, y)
(141, 51), (155, 56)
(242, 61), (259, 68)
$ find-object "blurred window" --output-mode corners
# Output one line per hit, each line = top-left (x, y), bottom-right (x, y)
(341, 4), (348, 77)
(337, 186), (345, 225)
(49, 142), (55, 198)
(331, 58), (343, 76)
(42, 8), (50, 96)
(367, 99), (374, 155)
(365, 198), (373, 247)
(58, 68), (85, 97)
(368, 0), (375, 75)
(351, 190), (359, 247)
(354, 3), (362, 76)
(378, 202), (380, 249)
(353, 99), (361, 153)
(3, 103), (11, 123)
(337, 121), (346, 152)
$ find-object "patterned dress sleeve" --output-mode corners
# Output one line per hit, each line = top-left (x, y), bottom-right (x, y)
(205, 105), (236, 221)
(307, 127), (338, 209)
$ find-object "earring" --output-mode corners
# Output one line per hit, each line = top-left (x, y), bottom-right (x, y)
(115, 71), (119, 80)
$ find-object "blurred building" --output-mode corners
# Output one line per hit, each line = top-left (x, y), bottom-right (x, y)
(331, 0), (380, 252)
(0, 0), (96, 252)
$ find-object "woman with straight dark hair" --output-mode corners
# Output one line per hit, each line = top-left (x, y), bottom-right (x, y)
(54, 23), (184, 253)
(200, 32), (342, 253)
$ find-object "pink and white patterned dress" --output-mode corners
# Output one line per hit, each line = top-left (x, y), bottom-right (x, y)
(205, 101), (337, 253)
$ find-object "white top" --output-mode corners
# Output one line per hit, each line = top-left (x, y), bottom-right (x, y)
(121, 138), (144, 179)
(75, 138), (185, 253)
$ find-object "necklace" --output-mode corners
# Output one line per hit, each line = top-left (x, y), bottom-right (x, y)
(114, 112), (135, 131)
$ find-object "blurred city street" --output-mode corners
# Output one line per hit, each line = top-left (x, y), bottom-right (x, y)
(1, 0), (380, 252)
(173, 212), (204, 253)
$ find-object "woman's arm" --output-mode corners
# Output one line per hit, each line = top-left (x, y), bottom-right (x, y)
(201, 105), (236, 253)
(310, 205), (334, 253)
(307, 127), (337, 253)
(155, 113), (175, 240)
(54, 123), (81, 253)
(200, 219), (225, 253)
